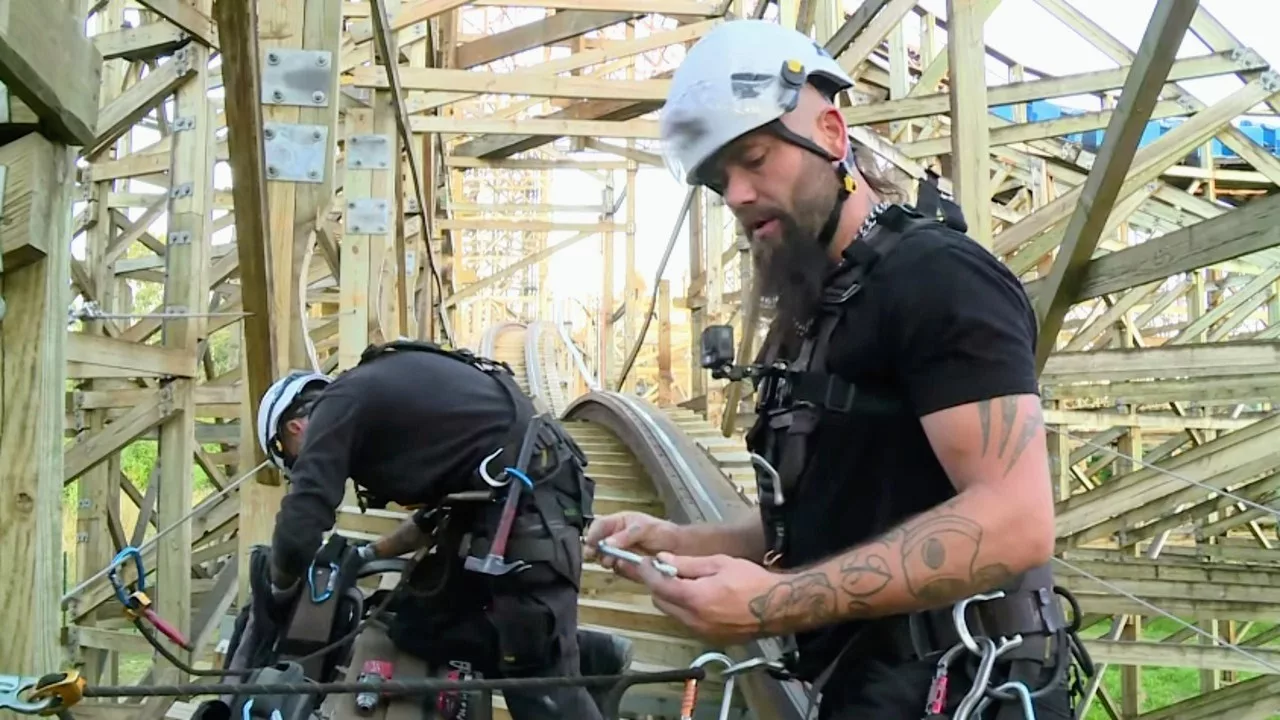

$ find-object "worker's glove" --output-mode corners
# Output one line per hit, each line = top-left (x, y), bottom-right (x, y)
(357, 543), (378, 563)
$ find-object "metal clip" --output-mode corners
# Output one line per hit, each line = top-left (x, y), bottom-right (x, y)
(750, 453), (783, 505)
(952, 590), (1023, 655)
(686, 652), (739, 720)
(974, 681), (1036, 720)
(478, 447), (509, 488)
(950, 636), (1024, 720)
(0, 676), (56, 715)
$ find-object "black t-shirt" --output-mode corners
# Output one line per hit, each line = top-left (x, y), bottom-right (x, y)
(772, 217), (1040, 673)
(270, 349), (523, 578)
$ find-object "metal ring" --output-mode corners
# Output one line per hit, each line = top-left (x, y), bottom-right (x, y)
(477, 447), (509, 487)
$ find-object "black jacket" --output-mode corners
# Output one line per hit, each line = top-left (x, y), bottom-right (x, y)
(270, 350), (525, 580)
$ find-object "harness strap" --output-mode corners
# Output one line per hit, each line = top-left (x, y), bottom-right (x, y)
(915, 170), (968, 234)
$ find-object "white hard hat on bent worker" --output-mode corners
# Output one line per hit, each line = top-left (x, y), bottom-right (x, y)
(658, 20), (859, 207)
(257, 370), (333, 471)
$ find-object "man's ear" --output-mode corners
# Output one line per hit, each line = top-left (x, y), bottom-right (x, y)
(284, 417), (306, 437)
(815, 106), (849, 160)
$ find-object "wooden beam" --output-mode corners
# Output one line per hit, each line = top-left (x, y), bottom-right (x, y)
(842, 52), (1263, 127)
(212, 0), (276, 477)
(453, 11), (639, 69)
(0, 129), (72, 674)
(945, 0), (991, 246)
(1022, 193), (1280, 303)
(1041, 341), (1280, 384)
(135, 0), (219, 48)
(0, 132), (65, 270)
(1033, 0), (1199, 372)
(0, 0), (102, 145)
(350, 66), (670, 102)
(67, 332), (198, 377)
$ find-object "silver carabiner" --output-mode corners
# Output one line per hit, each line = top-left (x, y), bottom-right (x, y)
(686, 652), (739, 720)
(974, 681), (1037, 719)
(953, 590), (1024, 655)
(951, 636), (1025, 720)
(477, 447), (509, 488)
(750, 453), (784, 504)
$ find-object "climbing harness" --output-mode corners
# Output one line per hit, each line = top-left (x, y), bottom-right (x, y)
(0, 648), (779, 718)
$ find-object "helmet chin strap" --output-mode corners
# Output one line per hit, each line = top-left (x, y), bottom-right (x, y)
(765, 120), (858, 249)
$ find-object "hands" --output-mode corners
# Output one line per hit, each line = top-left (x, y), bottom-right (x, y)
(634, 552), (797, 647)
(586, 511), (810, 646)
(584, 511), (683, 570)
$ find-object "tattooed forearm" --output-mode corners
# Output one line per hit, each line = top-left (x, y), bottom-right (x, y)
(976, 396), (1044, 476)
(747, 572), (839, 633)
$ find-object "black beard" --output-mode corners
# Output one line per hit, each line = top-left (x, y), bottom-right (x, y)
(751, 167), (841, 335)
(753, 215), (833, 333)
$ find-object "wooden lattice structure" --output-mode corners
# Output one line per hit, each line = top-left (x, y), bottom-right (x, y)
(0, 0), (1279, 718)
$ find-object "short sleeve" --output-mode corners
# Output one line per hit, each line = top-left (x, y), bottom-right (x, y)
(887, 241), (1040, 416)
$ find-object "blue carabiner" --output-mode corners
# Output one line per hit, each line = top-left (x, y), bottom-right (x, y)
(307, 561), (339, 603)
(0, 675), (57, 715)
(107, 546), (146, 607)
(504, 467), (535, 490)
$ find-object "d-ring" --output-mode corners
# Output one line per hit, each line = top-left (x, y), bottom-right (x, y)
(478, 448), (509, 488)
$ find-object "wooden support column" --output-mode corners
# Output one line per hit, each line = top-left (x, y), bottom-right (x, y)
(1033, 0), (1199, 372)
(599, 175), (615, 387)
(686, 187), (705, 403)
(0, 130), (75, 675)
(944, 0), (991, 247)
(156, 31), (214, 681)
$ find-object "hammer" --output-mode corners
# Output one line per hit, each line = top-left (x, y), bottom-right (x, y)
(464, 415), (549, 576)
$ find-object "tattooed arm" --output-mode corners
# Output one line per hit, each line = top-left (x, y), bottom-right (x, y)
(743, 394), (1055, 636)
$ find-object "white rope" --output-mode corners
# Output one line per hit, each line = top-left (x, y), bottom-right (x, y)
(1047, 425), (1280, 523)
(61, 460), (270, 606)
(1052, 555), (1280, 674)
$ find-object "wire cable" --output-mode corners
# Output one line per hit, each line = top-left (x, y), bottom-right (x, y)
(61, 460), (271, 607)
(1051, 555), (1280, 675)
(1047, 425), (1280, 523)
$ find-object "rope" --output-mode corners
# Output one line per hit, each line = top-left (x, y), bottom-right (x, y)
(79, 668), (706, 699)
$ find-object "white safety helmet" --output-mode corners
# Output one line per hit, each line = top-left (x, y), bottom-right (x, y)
(659, 20), (855, 188)
(257, 370), (333, 471)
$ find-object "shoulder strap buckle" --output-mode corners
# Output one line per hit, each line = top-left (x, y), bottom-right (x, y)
(915, 170), (968, 233)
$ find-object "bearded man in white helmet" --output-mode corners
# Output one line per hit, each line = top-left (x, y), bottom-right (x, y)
(585, 20), (1086, 720)
(250, 341), (634, 719)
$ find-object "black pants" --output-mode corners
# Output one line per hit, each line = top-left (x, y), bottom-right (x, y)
(389, 582), (602, 720)
(817, 654), (1072, 719)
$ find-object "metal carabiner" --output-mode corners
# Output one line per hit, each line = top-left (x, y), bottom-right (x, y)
(107, 546), (146, 607)
(0, 676), (57, 715)
(478, 447), (510, 488)
(750, 453), (784, 505)
(686, 652), (739, 720)
(952, 590), (1023, 656)
(974, 681), (1037, 720)
(951, 636), (1025, 720)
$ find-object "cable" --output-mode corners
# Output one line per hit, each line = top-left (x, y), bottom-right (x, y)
(78, 667), (708, 699)
(1048, 425), (1280, 523)
(1051, 555), (1280, 674)
(615, 186), (696, 390)
(62, 460), (270, 607)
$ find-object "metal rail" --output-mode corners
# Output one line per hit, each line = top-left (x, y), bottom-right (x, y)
(563, 392), (811, 720)
(481, 322), (810, 718)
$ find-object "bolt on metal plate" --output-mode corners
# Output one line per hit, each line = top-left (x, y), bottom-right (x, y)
(261, 49), (334, 107)
(346, 198), (391, 235)
(264, 122), (329, 184)
(346, 134), (392, 171)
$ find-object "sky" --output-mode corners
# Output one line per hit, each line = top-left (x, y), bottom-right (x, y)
(539, 0), (1280, 324)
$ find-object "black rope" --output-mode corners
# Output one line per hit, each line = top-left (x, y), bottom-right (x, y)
(80, 668), (706, 699)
